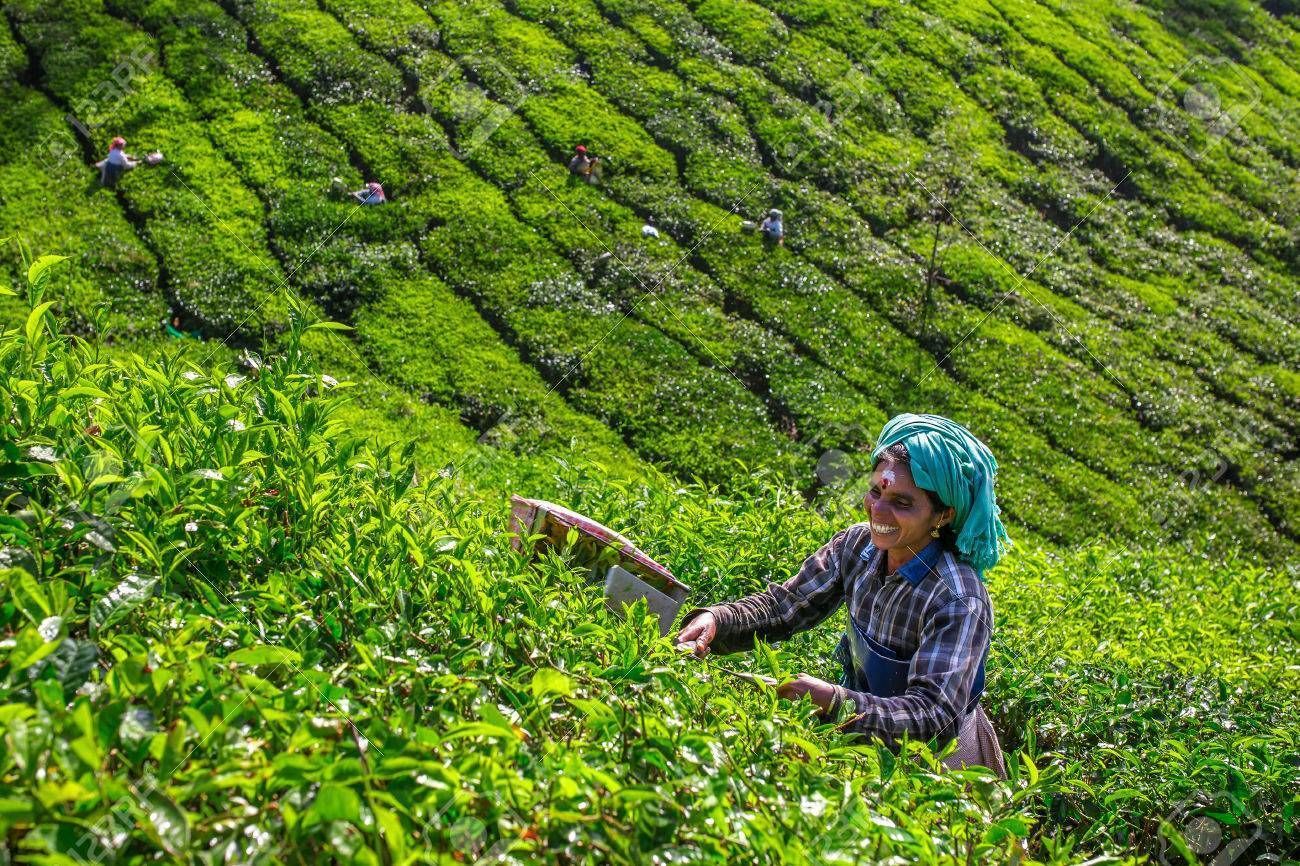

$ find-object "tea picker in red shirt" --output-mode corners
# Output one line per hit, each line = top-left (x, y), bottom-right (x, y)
(568, 145), (600, 184)
(96, 137), (164, 187)
(677, 413), (1010, 775)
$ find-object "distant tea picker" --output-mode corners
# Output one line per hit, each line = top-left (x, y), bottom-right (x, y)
(95, 137), (163, 188)
(352, 181), (386, 205)
(740, 207), (785, 247)
(677, 413), (1010, 776)
(568, 144), (602, 184)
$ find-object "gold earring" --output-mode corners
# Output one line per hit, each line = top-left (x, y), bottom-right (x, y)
(930, 526), (941, 538)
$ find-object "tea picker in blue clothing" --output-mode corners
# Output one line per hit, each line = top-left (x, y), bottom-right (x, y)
(677, 413), (1010, 776)
(352, 181), (386, 205)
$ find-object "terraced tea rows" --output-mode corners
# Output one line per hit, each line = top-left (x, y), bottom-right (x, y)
(3, 0), (1295, 557)
(0, 289), (1296, 860)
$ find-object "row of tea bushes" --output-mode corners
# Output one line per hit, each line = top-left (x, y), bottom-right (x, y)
(319, 0), (1102, 540)
(876, 0), (1300, 343)
(6, 0), (638, 486)
(222, 0), (804, 485)
(427, 0), (1292, 550)
(754, 0), (1300, 490)
(0, 82), (166, 337)
(940, 0), (1293, 266)
(0, 13), (552, 484)
(4, 0), (292, 340)
(319, 0), (1242, 546)
(1044, 0), (1298, 179)
(0, 2), (162, 336)
(103, 0), (640, 470)
(0, 10), (17, 74)
(628, 0), (1299, 402)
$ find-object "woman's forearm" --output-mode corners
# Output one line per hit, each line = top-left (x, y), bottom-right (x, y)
(682, 525), (866, 654)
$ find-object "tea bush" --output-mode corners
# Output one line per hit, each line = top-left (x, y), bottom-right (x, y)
(6, 0), (296, 339)
(0, 278), (1039, 863)
(1, 269), (1296, 862)
(0, 0), (1296, 854)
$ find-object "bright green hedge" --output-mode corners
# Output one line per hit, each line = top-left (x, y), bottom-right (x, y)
(1, 282), (1296, 861)
(5, 0), (292, 339)
(0, 10), (20, 76)
(0, 85), (167, 337)
(419, 0), (1146, 546)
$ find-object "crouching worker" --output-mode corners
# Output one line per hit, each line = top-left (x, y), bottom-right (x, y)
(353, 181), (386, 205)
(162, 314), (201, 340)
(676, 413), (1009, 776)
(568, 145), (600, 184)
(96, 137), (138, 188)
(758, 208), (784, 246)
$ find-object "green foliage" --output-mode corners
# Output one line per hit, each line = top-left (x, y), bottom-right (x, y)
(0, 11), (22, 77)
(1, 281), (1296, 861)
(0, 0), (1296, 852)
(6, 0), (292, 337)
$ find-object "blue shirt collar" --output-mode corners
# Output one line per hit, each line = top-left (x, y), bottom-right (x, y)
(860, 537), (943, 586)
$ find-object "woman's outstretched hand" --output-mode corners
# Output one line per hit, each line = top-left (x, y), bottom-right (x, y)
(776, 674), (837, 713)
(675, 611), (717, 657)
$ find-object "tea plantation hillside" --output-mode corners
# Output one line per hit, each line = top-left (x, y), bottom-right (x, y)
(0, 0), (1297, 553)
(0, 0), (1298, 860)
(1, 275), (1297, 862)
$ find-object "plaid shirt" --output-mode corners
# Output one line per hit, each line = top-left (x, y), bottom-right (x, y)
(693, 522), (992, 745)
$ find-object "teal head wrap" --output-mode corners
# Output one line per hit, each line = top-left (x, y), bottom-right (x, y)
(870, 413), (1010, 577)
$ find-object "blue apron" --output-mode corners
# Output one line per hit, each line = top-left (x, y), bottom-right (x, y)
(834, 614), (986, 716)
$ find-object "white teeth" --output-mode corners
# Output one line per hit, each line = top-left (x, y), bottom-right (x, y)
(871, 523), (898, 534)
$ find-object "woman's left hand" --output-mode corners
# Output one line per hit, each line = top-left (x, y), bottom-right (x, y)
(776, 673), (837, 712)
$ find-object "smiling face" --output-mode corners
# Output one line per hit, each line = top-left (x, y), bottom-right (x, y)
(864, 457), (953, 568)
